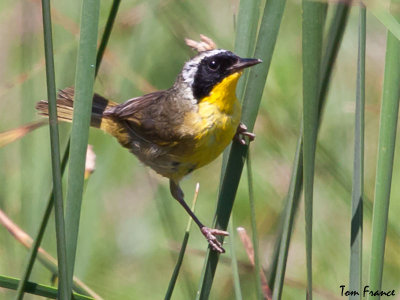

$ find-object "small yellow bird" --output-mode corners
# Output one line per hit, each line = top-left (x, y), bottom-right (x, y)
(36, 48), (261, 253)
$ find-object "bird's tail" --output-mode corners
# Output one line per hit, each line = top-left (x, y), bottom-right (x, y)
(35, 87), (119, 133)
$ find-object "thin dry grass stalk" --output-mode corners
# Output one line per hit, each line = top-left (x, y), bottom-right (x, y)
(0, 209), (103, 299)
(237, 227), (272, 300)
(0, 120), (46, 148)
(0, 209), (56, 265)
(0, 1), (154, 98)
(0, 121), (96, 181)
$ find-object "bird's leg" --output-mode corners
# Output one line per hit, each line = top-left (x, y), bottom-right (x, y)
(234, 122), (255, 145)
(169, 180), (229, 253)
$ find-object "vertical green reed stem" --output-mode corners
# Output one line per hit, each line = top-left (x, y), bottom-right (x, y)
(15, 144), (71, 300)
(271, 127), (303, 300)
(229, 218), (243, 300)
(15, 0), (120, 298)
(368, 4), (400, 298)
(234, 0), (261, 101)
(19, 1), (70, 299)
(95, 0), (121, 76)
(349, 4), (365, 299)
(220, 0), (262, 179)
(270, 4), (348, 298)
(246, 151), (263, 299)
(302, 1), (326, 299)
(15, 0), (121, 297)
(65, 0), (100, 293)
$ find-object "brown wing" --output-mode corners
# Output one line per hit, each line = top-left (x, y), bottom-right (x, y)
(104, 91), (165, 119)
(103, 90), (187, 147)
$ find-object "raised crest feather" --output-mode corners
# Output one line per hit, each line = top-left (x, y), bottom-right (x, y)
(185, 34), (217, 53)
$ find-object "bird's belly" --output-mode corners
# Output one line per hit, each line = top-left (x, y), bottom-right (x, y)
(175, 99), (242, 177)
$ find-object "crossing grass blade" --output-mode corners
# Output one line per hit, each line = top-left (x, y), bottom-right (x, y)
(196, 0), (286, 299)
(349, 4), (365, 300)
(368, 4), (400, 297)
(0, 275), (93, 300)
(302, 1), (327, 299)
(64, 0), (100, 294)
(366, 3), (400, 41)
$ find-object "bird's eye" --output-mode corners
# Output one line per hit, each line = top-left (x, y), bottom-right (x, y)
(207, 60), (220, 71)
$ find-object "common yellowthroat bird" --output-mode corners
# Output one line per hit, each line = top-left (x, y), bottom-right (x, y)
(36, 49), (261, 253)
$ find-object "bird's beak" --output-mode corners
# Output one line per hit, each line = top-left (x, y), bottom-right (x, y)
(228, 58), (262, 73)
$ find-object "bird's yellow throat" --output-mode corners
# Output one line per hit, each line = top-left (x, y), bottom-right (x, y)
(200, 71), (242, 114)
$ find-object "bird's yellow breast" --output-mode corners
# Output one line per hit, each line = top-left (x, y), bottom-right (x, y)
(175, 72), (242, 177)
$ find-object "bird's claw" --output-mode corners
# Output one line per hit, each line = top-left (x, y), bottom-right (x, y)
(234, 123), (255, 145)
(201, 227), (229, 253)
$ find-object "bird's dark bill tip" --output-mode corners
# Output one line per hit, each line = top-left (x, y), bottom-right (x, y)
(228, 57), (262, 73)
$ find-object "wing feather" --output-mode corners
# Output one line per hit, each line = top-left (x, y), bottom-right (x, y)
(104, 91), (165, 119)
(104, 90), (187, 147)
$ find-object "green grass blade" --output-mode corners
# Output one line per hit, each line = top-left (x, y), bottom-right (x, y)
(0, 275), (93, 300)
(234, 0), (261, 101)
(15, 144), (70, 300)
(16, 1), (70, 299)
(154, 184), (196, 298)
(228, 218), (243, 300)
(196, 0), (286, 299)
(165, 183), (199, 300)
(368, 4), (400, 297)
(271, 126), (303, 299)
(234, 0), (260, 59)
(270, 4), (349, 298)
(15, 1), (120, 297)
(65, 0), (100, 293)
(164, 234), (190, 300)
(367, 4), (400, 41)
(163, 230), (190, 299)
(95, 0), (121, 76)
(246, 151), (263, 299)
(319, 4), (348, 112)
(15, 196), (55, 300)
(220, 0), (262, 179)
(349, 4), (366, 300)
(302, 1), (326, 299)
(241, 0), (287, 130)
(196, 145), (247, 300)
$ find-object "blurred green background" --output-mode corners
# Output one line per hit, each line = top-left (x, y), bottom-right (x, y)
(0, 0), (399, 299)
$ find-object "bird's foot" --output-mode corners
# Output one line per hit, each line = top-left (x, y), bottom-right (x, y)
(234, 123), (255, 145)
(201, 227), (229, 253)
